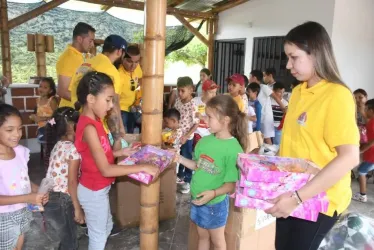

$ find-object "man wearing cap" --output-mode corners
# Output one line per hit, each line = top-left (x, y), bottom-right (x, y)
(69, 34), (128, 144)
(192, 79), (219, 147)
(118, 44), (143, 133)
(226, 73), (246, 112)
(57, 22), (96, 108)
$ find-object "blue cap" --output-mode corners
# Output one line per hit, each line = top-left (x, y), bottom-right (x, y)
(104, 35), (127, 50)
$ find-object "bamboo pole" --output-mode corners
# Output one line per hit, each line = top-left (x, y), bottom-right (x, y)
(140, 0), (166, 249)
(80, 0), (211, 19)
(8, 0), (68, 29)
(0, 0), (12, 82)
(35, 34), (46, 77)
(174, 14), (209, 46)
(207, 17), (215, 73)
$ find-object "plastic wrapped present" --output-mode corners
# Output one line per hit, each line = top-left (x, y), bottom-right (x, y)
(237, 154), (320, 182)
(235, 192), (329, 222)
(27, 178), (54, 212)
(239, 173), (308, 190)
(318, 213), (374, 250)
(119, 145), (175, 184)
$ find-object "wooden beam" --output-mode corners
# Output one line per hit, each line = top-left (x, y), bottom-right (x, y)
(8, 0), (68, 29)
(208, 17), (215, 73)
(140, 0), (166, 249)
(80, 0), (212, 19)
(174, 14), (209, 46)
(0, 0), (12, 82)
(211, 0), (249, 13)
(101, 5), (112, 11)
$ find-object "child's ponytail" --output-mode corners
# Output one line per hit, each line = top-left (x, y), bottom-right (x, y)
(206, 95), (249, 150)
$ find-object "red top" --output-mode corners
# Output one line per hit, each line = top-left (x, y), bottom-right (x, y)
(75, 115), (115, 190)
(364, 118), (374, 163)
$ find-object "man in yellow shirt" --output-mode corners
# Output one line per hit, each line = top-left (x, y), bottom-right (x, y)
(69, 35), (127, 141)
(56, 22), (95, 108)
(118, 45), (143, 133)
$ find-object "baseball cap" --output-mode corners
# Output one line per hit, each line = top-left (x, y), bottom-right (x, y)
(104, 35), (127, 51)
(202, 79), (219, 91)
(226, 73), (245, 86)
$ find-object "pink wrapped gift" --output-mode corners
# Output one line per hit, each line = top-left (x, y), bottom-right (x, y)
(234, 192), (329, 222)
(119, 145), (175, 184)
(237, 154), (319, 182)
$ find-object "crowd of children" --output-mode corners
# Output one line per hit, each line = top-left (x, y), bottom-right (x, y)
(0, 21), (373, 250)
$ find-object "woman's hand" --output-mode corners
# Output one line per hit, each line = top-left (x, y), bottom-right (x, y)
(74, 208), (85, 224)
(264, 192), (299, 218)
(142, 164), (160, 181)
(192, 190), (215, 206)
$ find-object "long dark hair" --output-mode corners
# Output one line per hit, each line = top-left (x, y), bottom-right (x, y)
(196, 68), (212, 91)
(0, 103), (22, 127)
(285, 21), (344, 85)
(40, 77), (57, 98)
(206, 95), (248, 150)
(46, 107), (80, 143)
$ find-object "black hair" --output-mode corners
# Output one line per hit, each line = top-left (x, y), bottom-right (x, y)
(73, 22), (96, 39)
(46, 107), (79, 143)
(0, 103), (22, 127)
(40, 77), (57, 98)
(196, 68), (212, 91)
(264, 68), (276, 77)
(125, 45), (140, 57)
(177, 76), (194, 88)
(273, 82), (285, 91)
(76, 71), (114, 106)
(242, 74), (249, 88)
(366, 99), (374, 111)
(246, 82), (261, 96)
(250, 70), (263, 82)
(164, 108), (180, 121)
(353, 89), (368, 97)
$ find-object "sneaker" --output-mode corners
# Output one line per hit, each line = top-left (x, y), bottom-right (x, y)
(176, 177), (185, 184)
(352, 192), (368, 203)
(180, 183), (190, 194)
(109, 226), (124, 237)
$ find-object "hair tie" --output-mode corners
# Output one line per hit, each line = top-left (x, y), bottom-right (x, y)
(48, 117), (56, 126)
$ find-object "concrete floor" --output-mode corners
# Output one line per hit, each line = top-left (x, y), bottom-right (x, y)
(23, 153), (374, 250)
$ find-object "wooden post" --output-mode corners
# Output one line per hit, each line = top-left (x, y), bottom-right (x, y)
(35, 34), (46, 77)
(140, 0), (166, 249)
(0, 0), (12, 82)
(207, 17), (215, 73)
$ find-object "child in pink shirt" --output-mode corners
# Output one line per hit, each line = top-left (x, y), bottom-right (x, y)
(0, 103), (48, 250)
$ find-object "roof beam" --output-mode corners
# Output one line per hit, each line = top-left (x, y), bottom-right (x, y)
(101, 5), (112, 11)
(211, 0), (249, 13)
(174, 14), (208, 46)
(8, 0), (68, 29)
(80, 0), (212, 19)
(168, 0), (184, 7)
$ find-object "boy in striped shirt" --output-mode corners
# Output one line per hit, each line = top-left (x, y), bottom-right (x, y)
(271, 82), (288, 145)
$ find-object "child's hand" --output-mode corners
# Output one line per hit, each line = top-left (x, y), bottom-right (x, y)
(42, 193), (49, 205)
(29, 114), (36, 122)
(27, 193), (45, 205)
(122, 147), (138, 157)
(74, 208), (85, 224)
(180, 136), (188, 145)
(142, 164), (160, 181)
(192, 190), (215, 206)
(195, 112), (203, 120)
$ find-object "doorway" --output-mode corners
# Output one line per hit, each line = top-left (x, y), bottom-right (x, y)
(213, 39), (245, 93)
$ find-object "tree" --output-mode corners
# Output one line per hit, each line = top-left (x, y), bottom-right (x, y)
(166, 38), (207, 67)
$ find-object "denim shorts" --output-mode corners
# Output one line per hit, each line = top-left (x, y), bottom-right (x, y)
(190, 195), (229, 229)
(358, 161), (374, 175)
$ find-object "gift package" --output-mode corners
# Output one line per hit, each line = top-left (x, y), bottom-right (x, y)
(235, 153), (329, 222)
(27, 178), (54, 212)
(118, 145), (175, 184)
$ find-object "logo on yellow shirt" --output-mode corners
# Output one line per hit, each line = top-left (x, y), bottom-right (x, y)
(297, 112), (307, 126)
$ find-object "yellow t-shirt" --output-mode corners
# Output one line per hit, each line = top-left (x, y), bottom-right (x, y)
(56, 45), (84, 108)
(232, 94), (245, 112)
(280, 80), (359, 216)
(69, 53), (122, 107)
(118, 64), (143, 112)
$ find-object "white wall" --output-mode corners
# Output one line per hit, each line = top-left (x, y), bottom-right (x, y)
(216, 0), (336, 75)
(332, 0), (374, 96)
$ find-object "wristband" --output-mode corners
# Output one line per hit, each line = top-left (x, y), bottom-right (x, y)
(292, 191), (302, 205)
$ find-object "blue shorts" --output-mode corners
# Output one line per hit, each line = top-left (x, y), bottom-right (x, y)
(358, 161), (374, 176)
(190, 195), (229, 230)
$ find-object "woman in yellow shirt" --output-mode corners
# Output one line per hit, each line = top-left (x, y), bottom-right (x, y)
(265, 21), (359, 250)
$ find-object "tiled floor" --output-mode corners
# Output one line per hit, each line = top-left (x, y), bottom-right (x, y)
(23, 154), (374, 250)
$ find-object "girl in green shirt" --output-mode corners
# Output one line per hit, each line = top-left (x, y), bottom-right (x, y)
(176, 95), (248, 250)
